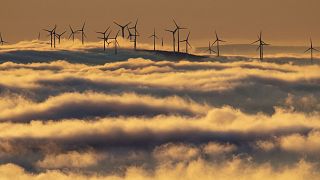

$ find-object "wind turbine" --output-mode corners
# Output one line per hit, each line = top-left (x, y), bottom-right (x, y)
(113, 21), (131, 38)
(55, 31), (66, 44)
(68, 25), (79, 42)
(110, 31), (120, 54)
(251, 31), (269, 61)
(43, 25), (56, 48)
(149, 28), (159, 51)
(304, 38), (319, 63)
(165, 28), (177, 52)
(0, 33), (8, 45)
(211, 31), (226, 57)
(128, 19), (139, 50)
(180, 32), (192, 54)
(96, 26), (111, 51)
(173, 19), (187, 52)
(38, 32), (41, 40)
(207, 41), (216, 54)
(78, 22), (87, 45)
(161, 38), (164, 47)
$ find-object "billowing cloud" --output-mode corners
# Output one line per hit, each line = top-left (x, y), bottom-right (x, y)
(1, 41), (320, 179)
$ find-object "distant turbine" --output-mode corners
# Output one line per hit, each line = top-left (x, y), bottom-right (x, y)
(43, 25), (56, 48)
(211, 31), (226, 57)
(304, 38), (319, 63)
(109, 31), (120, 54)
(161, 38), (164, 47)
(207, 41), (216, 54)
(251, 31), (269, 61)
(149, 28), (159, 51)
(0, 32), (8, 45)
(77, 22), (87, 45)
(96, 26), (111, 51)
(68, 25), (79, 42)
(173, 19), (187, 52)
(128, 19), (139, 50)
(38, 32), (41, 40)
(55, 31), (66, 44)
(113, 21), (131, 38)
(180, 32), (192, 54)
(165, 28), (177, 52)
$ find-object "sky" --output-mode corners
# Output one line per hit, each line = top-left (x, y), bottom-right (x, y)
(1, 0), (320, 46)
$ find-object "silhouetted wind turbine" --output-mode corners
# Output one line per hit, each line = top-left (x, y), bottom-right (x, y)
(78, 22), (87, 45)
(55, 31), (66, 44)
(251, 31), (269, 61)
(149, 28), (159, 51)
(68, 25), (79, 42)
(128, 19), (139, 50)
(0, 33), (8, 45)
(211, 31), (226, 57)
(165, 28), (177, 52)
(173, 19), (187, 52)
(38, 32), (41, 40)
(161, 38), (164, 47)
(113, 21), (131, 38)
(43, 25), (56, 48)
(96, 26), (111, 51)
(207, 41), (216, 54)
(304, 38), (319, 63)
(180, 32), (191, 54)
(110, 30), (120, 54)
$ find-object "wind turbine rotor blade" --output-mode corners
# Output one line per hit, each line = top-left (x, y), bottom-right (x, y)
(115, 30), (120, 38)
(125, 22), (132, 27)
(251, 40), (259, 44)
(304, 48), (311, 53)
(113, 21), (121, 27)
(135, 19), (139, 27)
(256, 45), (261, 51)
(105, 26), (111, 33)
(187, 42), (192, 48)
(173, 19), (179, 28)
(211, 40), (218, 46)
(68, 33), (73, 39)
(314, 48), (320, 52)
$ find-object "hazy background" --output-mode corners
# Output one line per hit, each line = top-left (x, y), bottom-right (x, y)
(1, 0), (320, 46)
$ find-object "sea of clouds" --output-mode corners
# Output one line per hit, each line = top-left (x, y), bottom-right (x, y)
(0, 40), (320, 179)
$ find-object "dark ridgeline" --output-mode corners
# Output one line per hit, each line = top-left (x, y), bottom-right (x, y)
(113, 21), (131, 38)
(55, 30), (66, 44)
(251, 31), (269, 61)
(128, 19), (139, 50)
(68, 25), (79, 43)
(212, 31), (226, 57)
(180, 31), (191, 54)
(149, 28), (159, 51)
(304, 38), (319, 63)
(43, 25), (57, 48)
(207, 41), (216, 54)
(96, 26), (111, 51)
(0, 32), (8, 45)
(173, 19), (187, 53)
(165, 28), (177, 52)
(78, 22), (87, 45)
(109, 30), (120, 54)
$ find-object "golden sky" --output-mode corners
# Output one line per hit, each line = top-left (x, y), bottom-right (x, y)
(1, 0), (320, 45)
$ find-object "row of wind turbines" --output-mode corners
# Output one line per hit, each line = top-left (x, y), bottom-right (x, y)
(0, 18), (319, 62)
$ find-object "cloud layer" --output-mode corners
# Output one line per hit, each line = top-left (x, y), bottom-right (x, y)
(0, 45), (320, 179)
